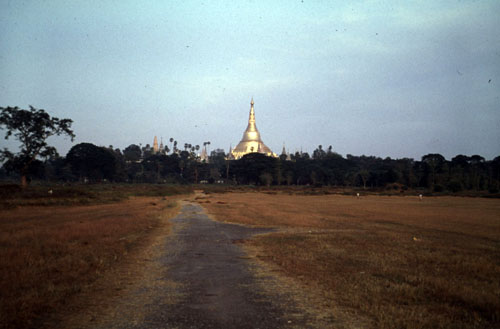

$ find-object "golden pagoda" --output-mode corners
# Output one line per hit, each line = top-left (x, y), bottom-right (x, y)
(230, 98), (277, 160)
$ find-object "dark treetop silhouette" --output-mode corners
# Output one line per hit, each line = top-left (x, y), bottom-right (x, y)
(0, 106), (74, 187)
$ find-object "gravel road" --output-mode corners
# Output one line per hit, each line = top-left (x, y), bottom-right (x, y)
(94, 202), (313, 329)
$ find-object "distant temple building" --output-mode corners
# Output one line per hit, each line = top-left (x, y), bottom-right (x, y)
(230, 98), (277, 160)
(151, 136), (166, 154)
(153, 136), (159, 153)
(149, 98), (278, 160)
(200, 145), (209, 162)
(281, 143), (292, 161)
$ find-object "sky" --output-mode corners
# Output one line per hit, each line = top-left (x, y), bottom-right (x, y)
(1, 0), (499, 160)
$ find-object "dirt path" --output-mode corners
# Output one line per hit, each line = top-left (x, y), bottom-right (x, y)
(87, 201), (314, 329)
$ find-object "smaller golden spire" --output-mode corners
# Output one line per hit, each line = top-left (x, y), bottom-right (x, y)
(153, 136), (159, 153)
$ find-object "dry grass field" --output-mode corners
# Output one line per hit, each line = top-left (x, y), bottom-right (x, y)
(0, 184), (193, 209)
(201, 192), (500, 329)
(0, 194), (182, 329)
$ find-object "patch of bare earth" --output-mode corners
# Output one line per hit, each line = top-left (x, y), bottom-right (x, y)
(201, 192), (500, 329)
(0, 196), (183, 329)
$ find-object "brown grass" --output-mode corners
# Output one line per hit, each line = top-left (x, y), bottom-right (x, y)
(0, 196), (181, 329)
(0, 184), (193, 209)
(202, 192), (500, 329)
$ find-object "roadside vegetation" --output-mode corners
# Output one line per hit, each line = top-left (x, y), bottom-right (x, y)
(202, 192), (500, 329)
(0, 184), (190, 329)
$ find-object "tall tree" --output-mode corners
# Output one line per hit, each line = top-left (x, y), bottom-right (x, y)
(422, 153), (446, 189)
(66, 143), (117, 182)
(357, 170), (370, 189)
(123, 144), (142, 162)
(0, 106), (74, 187)
(312, 145), (326, 160)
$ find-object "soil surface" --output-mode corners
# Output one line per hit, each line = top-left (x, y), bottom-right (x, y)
(89, 202), (314, 329)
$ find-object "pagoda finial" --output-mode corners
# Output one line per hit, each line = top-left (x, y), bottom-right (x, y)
(248, 97), (255, 124)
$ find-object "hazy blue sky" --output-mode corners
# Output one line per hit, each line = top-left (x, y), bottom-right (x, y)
(1, 0), (499, 160)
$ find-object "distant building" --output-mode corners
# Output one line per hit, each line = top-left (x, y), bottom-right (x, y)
(230, 98), (277, 160)
(153, 136), (159, 153)
(281, 143), (292, 161)
(148, 98), (281, 160)
(227, 145), (235, 160)
(200, 146), (209, 162)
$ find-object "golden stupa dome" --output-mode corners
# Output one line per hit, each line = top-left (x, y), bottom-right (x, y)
(231, 98), (276, 159)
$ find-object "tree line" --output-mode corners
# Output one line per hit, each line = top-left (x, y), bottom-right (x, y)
(1, 141), (498, 194)
(1, 106), (499, 193)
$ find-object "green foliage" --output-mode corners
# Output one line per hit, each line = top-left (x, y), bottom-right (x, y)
(447, 179), (463, 193)
(123, 144), (142, 162)
(66, 143), (117, 182)
(259, 172), (273, 187)
(0, 106), (74, 186)
(231, 153), (278, 185)
(1, 123), (498, 195)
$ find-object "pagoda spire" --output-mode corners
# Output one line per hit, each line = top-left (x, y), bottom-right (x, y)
(249, 97), (256, 125)
(241, 97), (259, 143)
(153, 136), (159, 153)
(230, 97), (277, 159)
